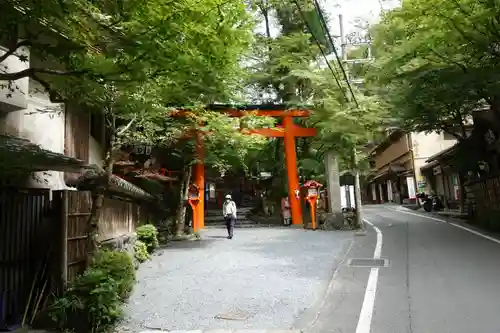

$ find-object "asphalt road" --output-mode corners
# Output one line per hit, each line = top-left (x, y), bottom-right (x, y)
(118, 228), (353, 332)
(308, 205), (500, 333)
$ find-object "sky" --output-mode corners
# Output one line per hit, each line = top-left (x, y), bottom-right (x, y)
(255, 0), (401, 38)
(323, 0), (400, 35)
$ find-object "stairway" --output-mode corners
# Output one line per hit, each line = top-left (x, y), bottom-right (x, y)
(204, 207), (260, 228)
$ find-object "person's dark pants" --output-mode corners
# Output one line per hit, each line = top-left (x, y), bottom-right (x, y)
(225, 215), (235, 238)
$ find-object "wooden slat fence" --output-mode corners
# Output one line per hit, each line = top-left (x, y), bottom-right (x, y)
(468, 176), (500, 218)
(0, 188), (151, 328)
(53, 190), (147, 286)
(0, 188), (52, 329)
(52, 190), (91, 286)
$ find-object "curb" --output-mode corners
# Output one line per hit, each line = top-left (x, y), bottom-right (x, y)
(139, 329), (303, 333)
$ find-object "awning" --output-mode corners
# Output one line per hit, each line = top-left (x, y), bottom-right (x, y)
(420, 160), (439, 172)
(425, 143), (459, 163)
(134, 173), (177, 182)
(0, 134), (86, 174)
(371, 163), (409, 181)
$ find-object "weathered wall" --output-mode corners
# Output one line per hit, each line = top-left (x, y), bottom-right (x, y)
(411, 132), (457, 189)
(89, 135), (104, 168)
(373, 134), (410, 169)
(0, 79), (68, 189)
(0, 45), (29, 111)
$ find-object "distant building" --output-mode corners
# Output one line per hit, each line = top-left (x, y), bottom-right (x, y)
(365, 129), (458, 205)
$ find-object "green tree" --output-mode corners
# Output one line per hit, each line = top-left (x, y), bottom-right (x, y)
(1, 0), (253, 103)
(1, 0), (270, 248)
(367, 0), (500, 133)
(366, 0), (500, 211)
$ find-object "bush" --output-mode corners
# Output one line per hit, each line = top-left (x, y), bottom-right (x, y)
(91, 250), (136, 299)
(136, 224), (159, 253)
(49, 250), (136, 333)
(134, 240), (150, 263)
(50, 269), (122, 333)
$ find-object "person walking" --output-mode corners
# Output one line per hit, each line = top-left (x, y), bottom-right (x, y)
(223, 194), (237, 239)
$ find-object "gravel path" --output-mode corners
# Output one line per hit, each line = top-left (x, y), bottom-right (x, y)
(118, 228), (352, 332)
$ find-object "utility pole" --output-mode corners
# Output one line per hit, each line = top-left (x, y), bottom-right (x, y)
(339, 14), (374, 231)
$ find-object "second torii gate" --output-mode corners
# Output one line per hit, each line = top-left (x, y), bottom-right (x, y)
(186, 104), (317, 230)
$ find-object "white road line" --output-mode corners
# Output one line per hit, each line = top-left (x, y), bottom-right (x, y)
(389, 208), (500, 245)
(355, 219), (383, 333)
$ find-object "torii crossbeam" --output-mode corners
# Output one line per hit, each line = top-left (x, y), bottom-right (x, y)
(175, 104), (317, 229)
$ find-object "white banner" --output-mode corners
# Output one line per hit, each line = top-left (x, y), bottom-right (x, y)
(407, 176), (416, 199)
(387, 180), (393, 201)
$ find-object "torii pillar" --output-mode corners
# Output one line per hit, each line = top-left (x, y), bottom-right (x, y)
(245, 112), (316, 226)
(283, 115), (303, 226)
(193, 132), (205, 230)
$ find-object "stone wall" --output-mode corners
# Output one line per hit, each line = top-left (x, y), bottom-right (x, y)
(100, 232), (139, 268)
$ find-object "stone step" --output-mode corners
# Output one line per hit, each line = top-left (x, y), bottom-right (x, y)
(205, 219), (255, 225)
(204, 224), (289, 229)
(205, 209), (252, 217)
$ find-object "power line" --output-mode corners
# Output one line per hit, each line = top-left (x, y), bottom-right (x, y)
(312, 0), (359, 108)
(290, 0), (349, 103)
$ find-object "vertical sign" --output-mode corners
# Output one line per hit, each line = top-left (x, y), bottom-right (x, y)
(387, 180), (393, 201)
(349, 185), (355, 208)
(453, 173), (460, 200)
(407, 176), (416, 199)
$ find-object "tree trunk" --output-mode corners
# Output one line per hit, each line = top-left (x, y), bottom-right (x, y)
(352, 150), (364, 230)
(175, 164), (193, 236)
(261, 4), (271, 39)
(458, 172), (467, 213)
(85, 131), (116, 265)
(85, 111), (135, 265)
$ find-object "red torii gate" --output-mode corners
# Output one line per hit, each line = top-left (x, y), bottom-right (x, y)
(180, 104), (317, 229)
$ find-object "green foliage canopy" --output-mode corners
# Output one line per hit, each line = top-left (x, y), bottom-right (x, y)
(367, 0), (500, 137)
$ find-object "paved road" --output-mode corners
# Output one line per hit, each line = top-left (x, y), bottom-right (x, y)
(118, 228), (353, 333)
(308, 205), (500, 333)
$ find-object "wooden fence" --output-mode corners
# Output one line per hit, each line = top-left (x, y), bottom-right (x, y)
(467, 176), (500, 218)
(0, 188), (52, 329)
(1, 188), (150, 328)
(52, 190), (147, 285)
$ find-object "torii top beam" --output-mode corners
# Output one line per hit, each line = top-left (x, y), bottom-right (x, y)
(171, 104), (312, 118)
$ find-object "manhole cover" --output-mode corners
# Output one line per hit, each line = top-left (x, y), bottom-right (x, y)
(348, 258), (388, 268)
(214, 309), (250, 321)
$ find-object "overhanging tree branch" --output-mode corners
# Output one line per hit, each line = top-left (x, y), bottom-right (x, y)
(31, 73), (65, 103)
(0, 67), (89, 81)
(0, 40), (32, 63)
(117, 115), (137, 136)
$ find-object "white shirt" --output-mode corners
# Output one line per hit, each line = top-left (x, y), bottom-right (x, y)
(223, 200), (237, 218)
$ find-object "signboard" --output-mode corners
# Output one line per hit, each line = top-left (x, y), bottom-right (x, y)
(132, 145), (152, 155)
(417, 180), (426, 192)
(407, 176), (416, 199)
(308, 188), (318, 197)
